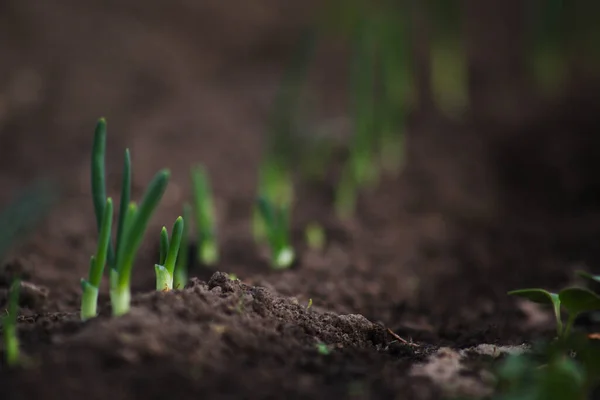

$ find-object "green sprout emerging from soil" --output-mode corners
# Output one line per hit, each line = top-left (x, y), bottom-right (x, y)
(256, 196), (294, 269)
(253, 160), (295, 243)
(508, 286), (600, 341)
(89, 118), (170, 317)
(2, 278), (21, 366)
(173, 203), (192, 289)
(191, 166), (218, 266)
(80, 197), (113, 320)
(155, 217), (184, 291)
(499, 271), (600, 399)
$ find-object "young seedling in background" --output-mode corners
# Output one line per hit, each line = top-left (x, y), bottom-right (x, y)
(2, 278), (21, 366)
(347, 17), (380, 190)
(508, 286), (600, 340)
(305, 222), (325, 251)
(334, 164), (358, 220)
(155, 217), (184, 291)
(253, 29), (316, 242)
(173, 203), (192, 289)
(576, 270), (600, 289)
(91, 118), (170, 316)
(191, 166), (218, 266)
(256, 196), (295, 269)
(253, 160), (294, 243)
(80, 197), (113, 320)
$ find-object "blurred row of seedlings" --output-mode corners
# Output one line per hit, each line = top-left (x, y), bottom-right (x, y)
(252, 0), (597, 252)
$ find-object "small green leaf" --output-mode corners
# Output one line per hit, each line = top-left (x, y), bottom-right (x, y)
(91, 118), (108, 235)
(559, 287), (600, 315)
(508, 288), (559, 306)
(114, 148), (132, 267)
(164, 217), (184, 277)
(576, 270), (600, 285)
(509, 288), (562, 336)
(174, 203), (192, 290)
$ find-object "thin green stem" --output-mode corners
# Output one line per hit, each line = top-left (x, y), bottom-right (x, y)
(191, 166), (218, 266)
(164, 217), (184, 277)
(562, 313), (577, 339)
(159, 227), (169, 266)
(256, 197), (294, 269)
(90, 198), (113, 287)
(553, 299), (564, 338)
(91, 118), (108, 234)
(114, 149), (131, 269)
(3, 279), (20, 366)
(174, 203), (191, 289)
(81, 197), (113, 321)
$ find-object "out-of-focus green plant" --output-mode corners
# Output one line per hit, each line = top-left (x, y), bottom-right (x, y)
(2, 278), (21, 367)
(429, 0), (468, 114)
(305, 222), (326, 251)
(529, 0), (568, 95)
(0, 180), (56, 364)
(256, 196), (294, 269)
(254, 28), (317, 241)
(0, 180), (56, 263)
(191, 166), (218, 266)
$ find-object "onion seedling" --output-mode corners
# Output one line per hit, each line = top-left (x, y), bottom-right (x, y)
(509, 286), (600, 340)
(256, 196), (294, 269)
(2, 278), (21, 366)
(253, 160), (294, 243)
(155, 216), (184, 291)
(90, 118), (170, 316)
(80, 197), (113, 320)
(191, 166), (218, 266)
(174, 203), (192, 289)
(253, 29), (315, 242)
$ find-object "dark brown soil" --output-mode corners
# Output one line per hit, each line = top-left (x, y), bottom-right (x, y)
(1, 2), (600, 399)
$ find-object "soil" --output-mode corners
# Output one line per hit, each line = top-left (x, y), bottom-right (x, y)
(1, 2), (600, 400)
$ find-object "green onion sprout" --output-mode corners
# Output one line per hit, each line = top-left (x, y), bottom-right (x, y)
(80, 197), (113, 320)
(256, 196), (295, 269)
(155, 216), (184, 291)
(191, 165), (218, 266)
(2, 278), (21, 366)
(253, 160), (295, 243)
(90, 118), (170, 317)
(173, 203), (192, 289)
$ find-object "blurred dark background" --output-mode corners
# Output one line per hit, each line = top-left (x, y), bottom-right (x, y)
(0, 0), (600, 303)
